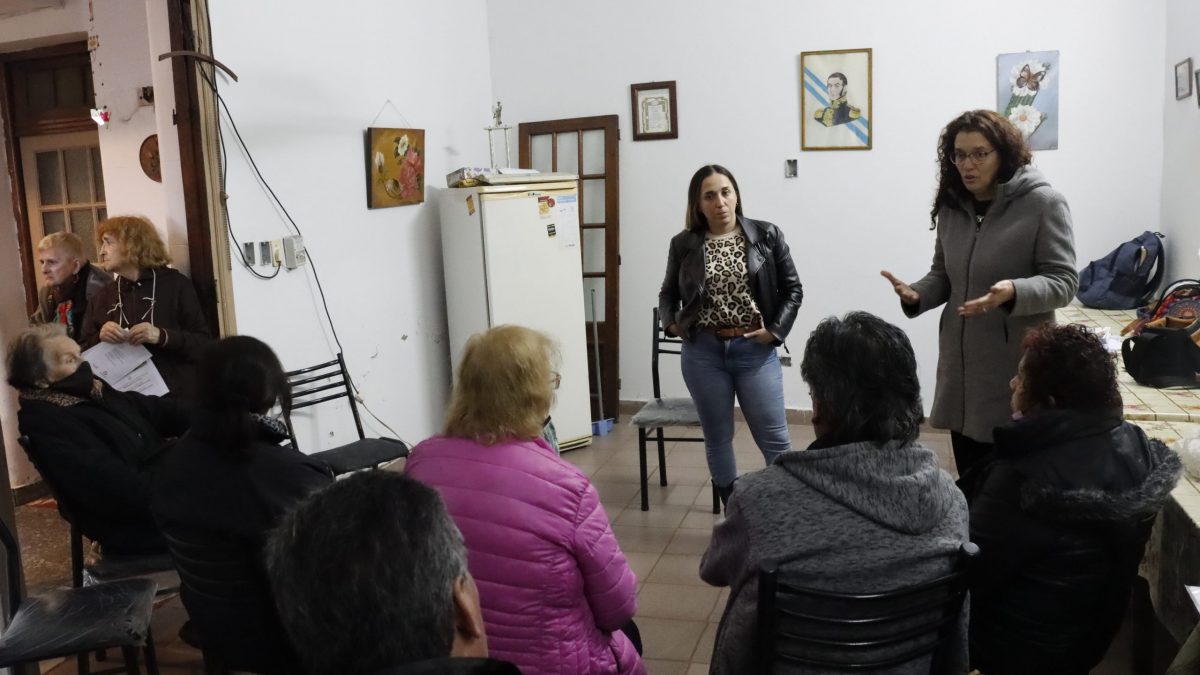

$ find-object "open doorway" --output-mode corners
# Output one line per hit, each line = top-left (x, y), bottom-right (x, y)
(0, 0), (224, 600)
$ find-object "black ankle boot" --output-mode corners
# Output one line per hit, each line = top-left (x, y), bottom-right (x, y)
(716, 482), (734, 510)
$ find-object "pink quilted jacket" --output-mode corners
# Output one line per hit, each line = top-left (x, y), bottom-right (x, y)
(406, 436), (644, 675)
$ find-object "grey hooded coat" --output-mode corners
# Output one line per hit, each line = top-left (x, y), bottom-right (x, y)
(905, 166), (1078, 443)
(699, 441), (970, 674)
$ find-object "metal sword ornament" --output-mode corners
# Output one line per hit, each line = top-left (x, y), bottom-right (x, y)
(485, 101), (512, 170)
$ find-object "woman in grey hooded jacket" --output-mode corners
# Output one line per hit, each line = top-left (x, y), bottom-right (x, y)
(700, 312), (970, 674)
(881, 109), (1077, 476)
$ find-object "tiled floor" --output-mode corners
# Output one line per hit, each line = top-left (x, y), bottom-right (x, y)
(16, 419), (1140, 674)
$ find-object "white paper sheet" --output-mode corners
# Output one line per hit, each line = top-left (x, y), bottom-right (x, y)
(109, 359), (169, 397)
(82, 342), (170, 396)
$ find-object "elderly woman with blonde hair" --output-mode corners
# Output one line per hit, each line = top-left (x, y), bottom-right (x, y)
(30, 231), (110, 342)
(80, 215), (212, 399)
(406, 325), (645, 675)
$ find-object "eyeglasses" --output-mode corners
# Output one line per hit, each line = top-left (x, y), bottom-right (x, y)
(951, 149), (996, 166)
(550, 372), (561, 390)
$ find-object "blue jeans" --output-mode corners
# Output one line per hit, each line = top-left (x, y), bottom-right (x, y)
(680, 331), (791, 487)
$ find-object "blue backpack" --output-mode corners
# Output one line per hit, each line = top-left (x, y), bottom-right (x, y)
(1077, 231), (1165, 310)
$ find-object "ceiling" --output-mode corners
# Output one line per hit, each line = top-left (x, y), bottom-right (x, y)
(0, 0), (64, 19)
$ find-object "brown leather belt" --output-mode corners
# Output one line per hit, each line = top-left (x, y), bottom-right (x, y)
(704, 325), (755, 340)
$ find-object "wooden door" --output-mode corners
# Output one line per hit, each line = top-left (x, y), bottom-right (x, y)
(518, 115), (619, 422)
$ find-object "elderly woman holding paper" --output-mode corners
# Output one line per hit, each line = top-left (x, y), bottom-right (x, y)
(80, 215), (213, 400)
(6, 323), (188, 554)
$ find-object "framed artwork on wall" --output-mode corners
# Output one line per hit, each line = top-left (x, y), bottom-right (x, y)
(366, 127), (425, 208)
(1176, 58), (1193, 100)
(800, 48), (872, 151)
(630, 81), (678, 141)
(997, 50), (1060, 151)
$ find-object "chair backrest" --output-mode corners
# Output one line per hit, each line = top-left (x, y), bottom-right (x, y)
(161, 526), (294, 670)
(651, 307), (685, 399)
(755, 542), (979, 673)
(285, 353), (364, 449)
(17, 435), (89, 588)
(0, 496), (24, 620)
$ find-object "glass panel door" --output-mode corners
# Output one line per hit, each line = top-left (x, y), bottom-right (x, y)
(20, 130), (106, 286)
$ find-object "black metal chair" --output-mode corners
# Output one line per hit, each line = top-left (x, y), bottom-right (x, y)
(630, 308), (719, 513)
(0, 509), (160, 674)
(160, 528), (296, 675)
(755, 542), (979, 673)
(285, 354), (409, 474)
(16, 436), (175, 586)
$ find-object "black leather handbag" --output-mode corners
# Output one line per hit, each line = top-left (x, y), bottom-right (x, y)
(1121, 316), (1200, 388)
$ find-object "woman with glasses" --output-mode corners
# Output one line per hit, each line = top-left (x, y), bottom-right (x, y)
(79, 215), (213, 400)
(405, 325), (644, 675)
(881, 109), (1077, 476)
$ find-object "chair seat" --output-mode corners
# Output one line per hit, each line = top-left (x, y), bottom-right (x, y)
(0, 578), (157, 666)
(310, 437), (410, 475)
(631, 398), (702, 428)
(88, 551), (174, 581)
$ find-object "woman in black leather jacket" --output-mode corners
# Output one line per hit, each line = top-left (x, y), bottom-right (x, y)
(657, 164), (803, 506)
(962, 323), (1181, 675)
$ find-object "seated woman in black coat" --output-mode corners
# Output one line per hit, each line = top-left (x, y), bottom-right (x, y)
(962, 323), (1182, 675)
(151, 335), (333, 673)
(7, 323), (186, 554)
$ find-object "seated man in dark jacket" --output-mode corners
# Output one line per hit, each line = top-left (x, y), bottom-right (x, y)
(266, 471), (520, 675)
(7, 324), (187, 554)
(961, 323), (1182, 675)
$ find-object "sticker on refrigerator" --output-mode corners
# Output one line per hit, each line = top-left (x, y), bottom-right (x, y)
(537, 195), (555, 218)
(465, 195), (475, 216)
(546, 223), (557, 238)
(555, 194), (580, 250)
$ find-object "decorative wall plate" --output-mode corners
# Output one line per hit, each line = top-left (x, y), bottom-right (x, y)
(139, 134), (161, 182)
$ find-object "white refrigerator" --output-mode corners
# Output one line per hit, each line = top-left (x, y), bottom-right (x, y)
(438, 180), (592, 450)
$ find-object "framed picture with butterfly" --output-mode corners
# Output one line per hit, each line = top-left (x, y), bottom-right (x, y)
(996, 50), (1060, 151)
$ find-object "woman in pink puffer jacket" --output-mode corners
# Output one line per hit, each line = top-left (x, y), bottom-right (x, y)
(406, 325), (644, 675)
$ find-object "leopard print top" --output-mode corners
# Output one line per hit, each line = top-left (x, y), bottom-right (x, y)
(696, 227), (762, 329)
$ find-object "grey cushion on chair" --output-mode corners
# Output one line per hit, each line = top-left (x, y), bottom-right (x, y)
(631, 398), (703, 428)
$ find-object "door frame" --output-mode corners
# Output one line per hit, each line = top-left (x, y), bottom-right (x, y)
(518, 114), (620, 421)
(0, 41), (94, 314)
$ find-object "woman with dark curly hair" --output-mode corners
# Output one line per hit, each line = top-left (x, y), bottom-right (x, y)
(962, 323), (1181, 675)
(80, 215), (213, 399)
(881, 110), (1078, 476)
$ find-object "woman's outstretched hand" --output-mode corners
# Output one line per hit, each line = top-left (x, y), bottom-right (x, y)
(958, 280), (1015, 317)
(880, 270), (920, 306)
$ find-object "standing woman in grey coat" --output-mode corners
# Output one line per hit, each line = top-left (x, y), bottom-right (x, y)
(881, 109), (1077, 476)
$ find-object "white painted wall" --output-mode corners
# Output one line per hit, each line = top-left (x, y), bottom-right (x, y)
(0, 0), (83, 52)
(488, 0), (1167, 414)
(207, 0), (494, 449)
(90, 0), (168, 235)
(1163, 0), (1200, 280)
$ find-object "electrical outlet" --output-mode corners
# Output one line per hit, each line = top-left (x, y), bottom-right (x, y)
(282, 235), (307, 269)
(269, 240), (283, 266)
(258, 242), (272, 267)
(136, 86), (154, 107)
(241, 241), (256, 265)
(784, 159), (798, 178)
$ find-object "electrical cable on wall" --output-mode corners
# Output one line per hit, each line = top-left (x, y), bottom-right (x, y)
(196, 61), (409, 446)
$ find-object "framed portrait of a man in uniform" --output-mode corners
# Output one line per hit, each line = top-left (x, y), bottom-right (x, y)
(801, 48), (872, 151)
